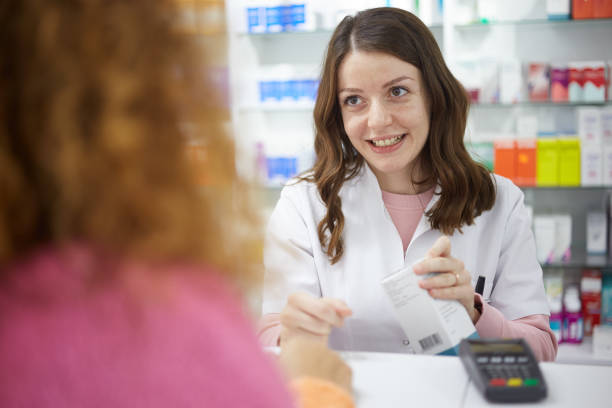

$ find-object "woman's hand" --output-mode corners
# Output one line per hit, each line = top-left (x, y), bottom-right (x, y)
(280, 292), (352, 345)
(412, 236), (480, 324)
(279, 337), (353, 393)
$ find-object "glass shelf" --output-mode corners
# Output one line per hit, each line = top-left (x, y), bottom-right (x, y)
(520, 185), (612, 191)
(238, 103), (314, 112)
(241, 101), (612, 112)
(238, 23), (442, 38)
(537, 242), (612, 269)
(472, 101), (612, 108)
(540, 255), (612, 269)
(238, 28), (333, 38)
(454, 17), (612, 29)
(238, 18), (612, 36)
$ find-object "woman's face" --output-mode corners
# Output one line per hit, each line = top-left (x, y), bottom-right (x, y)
(337, 51), (431, 193)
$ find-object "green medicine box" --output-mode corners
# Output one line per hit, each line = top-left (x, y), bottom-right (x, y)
(467, 141), (494, 172)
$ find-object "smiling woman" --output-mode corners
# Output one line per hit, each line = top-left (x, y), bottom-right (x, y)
(259, 7), (558, 362)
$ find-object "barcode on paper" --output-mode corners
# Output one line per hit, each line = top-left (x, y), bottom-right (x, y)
(418, 333), (442, 351)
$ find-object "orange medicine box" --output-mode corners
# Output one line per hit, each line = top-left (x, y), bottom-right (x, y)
(494, 140), (516, 182)
(515, 139), (537, 187)
(573, 0), (594, 19)
(594, 0), (612, 18)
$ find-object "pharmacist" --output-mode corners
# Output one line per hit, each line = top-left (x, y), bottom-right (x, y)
(258, 8), (557, 361)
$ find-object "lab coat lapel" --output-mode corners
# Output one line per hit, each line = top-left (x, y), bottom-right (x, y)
(358, 165), (405, 266)
(409, 184), (441, 246)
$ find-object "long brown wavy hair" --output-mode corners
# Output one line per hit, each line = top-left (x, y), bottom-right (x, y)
(0, 0), (257, 285)
(308, 7), (495, 264)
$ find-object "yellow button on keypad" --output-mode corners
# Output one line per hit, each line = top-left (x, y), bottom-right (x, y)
(507, 378), (523, 387)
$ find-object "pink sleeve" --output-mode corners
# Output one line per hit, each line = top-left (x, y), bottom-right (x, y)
(474, 295), (558, 362)
(258, 313), (282, 347)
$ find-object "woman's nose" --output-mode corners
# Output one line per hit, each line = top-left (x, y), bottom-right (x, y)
(367, 101), (392, 130)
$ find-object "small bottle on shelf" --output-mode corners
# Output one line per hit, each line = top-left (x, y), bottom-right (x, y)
(562, 285), (584, 344)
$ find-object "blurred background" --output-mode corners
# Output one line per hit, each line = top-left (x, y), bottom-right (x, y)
(176, 0), (612, 365)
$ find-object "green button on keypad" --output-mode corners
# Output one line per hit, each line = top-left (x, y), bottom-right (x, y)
(524, 378), (539, 386)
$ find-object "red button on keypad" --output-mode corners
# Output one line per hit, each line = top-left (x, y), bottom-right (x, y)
(489, 378), (506, 386)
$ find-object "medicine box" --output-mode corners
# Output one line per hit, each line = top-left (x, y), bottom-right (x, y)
(581, 144), (603, 186)
(382, 264), (477, 355)
(558, 138), (580, 186)
(586, 212), (607, 255)
(467, 141), (494, 171)
(581, 269), (602, 336)
(494, 140), (516, 182)
(528, 63), (549, 102)
(537, 138), (559, 186)
(515, 139), (537, 186)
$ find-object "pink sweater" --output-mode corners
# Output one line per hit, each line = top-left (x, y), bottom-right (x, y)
(0, 246), (295, 407)
(259, 190), (558, 361)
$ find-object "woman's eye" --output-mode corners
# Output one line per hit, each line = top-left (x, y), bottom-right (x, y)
(390, 87), (408, 97)
(344, 96), (362, 106)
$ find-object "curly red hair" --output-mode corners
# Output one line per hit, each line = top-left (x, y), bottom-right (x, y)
(0, 0), (257, 284)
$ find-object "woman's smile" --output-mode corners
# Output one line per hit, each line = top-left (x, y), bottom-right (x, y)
(367, 133), (407, 153)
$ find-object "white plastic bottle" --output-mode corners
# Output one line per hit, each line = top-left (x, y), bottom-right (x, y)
(562, 285), (583, 344)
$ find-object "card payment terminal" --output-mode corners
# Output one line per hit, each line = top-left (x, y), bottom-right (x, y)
(459, 338), (547, 403)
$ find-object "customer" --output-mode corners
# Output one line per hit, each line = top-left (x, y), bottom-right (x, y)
(260, 7), (557, 361)
(0, 1), (353, 407)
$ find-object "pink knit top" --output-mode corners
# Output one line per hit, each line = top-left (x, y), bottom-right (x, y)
(0, 246), (295, 407)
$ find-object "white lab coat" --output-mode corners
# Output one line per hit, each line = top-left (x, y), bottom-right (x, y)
(262, 164), (549, 352)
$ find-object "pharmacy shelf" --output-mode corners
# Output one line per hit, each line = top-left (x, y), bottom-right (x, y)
(238, 28), (332, 37)
(239, 23), (443, 38)
(238, 101), (612, 112)
(520, 186), (612, 191)
(535, 238), (612, 269)
(540, 256), (612, 270)
(556, 336), (612, 366)
(238, 103), (314, 112)
(472, 101), (612, 108)
(454, 17), (612, 29)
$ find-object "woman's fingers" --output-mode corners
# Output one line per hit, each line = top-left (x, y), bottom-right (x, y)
(418, 271), (459, 289)
(322, 298), (353, 319)
(413, 257), (463, 276)
(280, 307), (333, 335)
(426, 235), (451, 258)
(281, 292), (352, 336)
(416, 236), (478, 322)
(427, 284), (470, 299)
